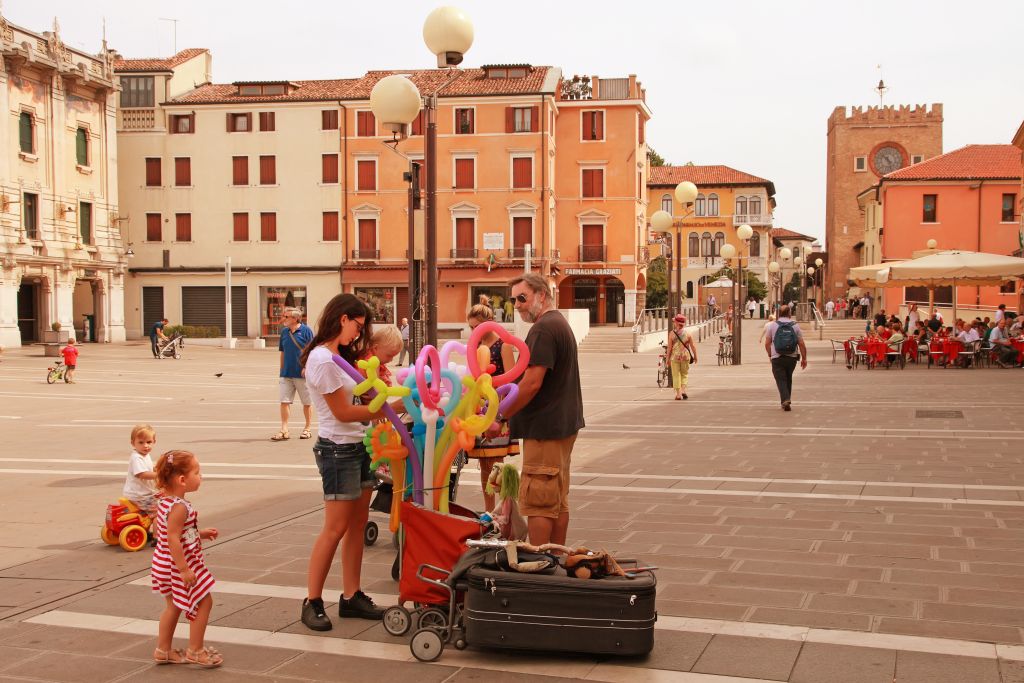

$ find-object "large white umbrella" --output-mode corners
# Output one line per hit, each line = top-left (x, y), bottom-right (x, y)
(877, 250), (1024, 320)
(848, 262), (905, 288)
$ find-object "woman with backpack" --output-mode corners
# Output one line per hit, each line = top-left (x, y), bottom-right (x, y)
(667, 314), (698, 400)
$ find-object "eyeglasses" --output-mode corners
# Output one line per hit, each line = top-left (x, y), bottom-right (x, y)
(348, 318), (365, 334)
(513, 293), (530, 304)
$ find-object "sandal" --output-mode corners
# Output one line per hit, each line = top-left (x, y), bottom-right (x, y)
(270, 430), (290, 441)
(300, 429), (312, 439)
(185, 647), (223, 668)
(153, 647), (187, 665)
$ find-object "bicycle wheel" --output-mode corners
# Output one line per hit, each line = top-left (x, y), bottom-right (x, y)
(46, 369), (58, 384)
(656, 366), (667, 387)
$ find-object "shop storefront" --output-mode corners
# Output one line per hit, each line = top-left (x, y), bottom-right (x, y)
(557, 269), (627, 325)
(260, 286), (308, 338)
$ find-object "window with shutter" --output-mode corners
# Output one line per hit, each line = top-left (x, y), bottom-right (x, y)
(688, 232), (700, 256)
(233, 213), (249, 241)
(512, 216), (532, 249)
(582, 111), (604, 140)
(228, 113), (251, 132)
(175, 213), (191, 242)
(638, 115), (645, 145)
(411, 110), (424, 136)
(145, 158), (161, 186)
(23, 193), (38, 239)
(79, 202), (92, 244)
(749, 233), (761, 257)
(357, 160), (376, 191)
(736, 197), (747, 216)
(146, 213), (161, 242)
(322, 212), (339, 241)
(512, 157), (532, 189)
(170, 114), (194, 134)
(19, 112), (33, 153)
(322, 154), (339, 184)
(455, 108), (474, 134)
(357, 111), (376, 136)
(174, 158), (191, 186)
(321, 109), (338, 130)
(456, 217), (475, 248)
(454, 158), (474, 189)
(259, 112), (275, 131)
(260, 212), (277, 241)
(260, 156), (276, 185)
(707, 193), (719, 216)
(75, 128), (88, 166)
(232, 156), (248, 185)
(581, 169), (603, 198)
(358, 219), (376, 252)
(512, 107), (532, 133)
(749, 196), (761, 216)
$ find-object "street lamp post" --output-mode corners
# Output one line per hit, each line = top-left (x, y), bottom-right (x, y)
(807, 266), (816, 317)
(768, 260), (780, 314)
(794, 256), (804, 320)
(370, 7), (473, 348)
(814, 257), (824, 312)
(719, 223), (752, 364)
(651, 181), (698, 319)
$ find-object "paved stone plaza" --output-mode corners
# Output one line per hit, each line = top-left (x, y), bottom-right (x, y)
(3, 320), (1024, 682)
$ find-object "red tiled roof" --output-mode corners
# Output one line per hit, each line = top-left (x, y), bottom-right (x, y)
(883, 144), (1022, 181)
(113, 48), (207, 72)
(168, 67), (554, 105)
(173, 80), (360, 104)
(649, 165), (775, 195)
(770, 227), (816, 241)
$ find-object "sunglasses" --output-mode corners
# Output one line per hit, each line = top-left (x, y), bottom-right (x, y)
(513, 293), (530, 304)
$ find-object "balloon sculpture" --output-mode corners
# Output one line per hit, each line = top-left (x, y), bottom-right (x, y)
(331, 321), (529, 525)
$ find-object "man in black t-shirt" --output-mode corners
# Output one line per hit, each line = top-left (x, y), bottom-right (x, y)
(503, 273), (584, 546)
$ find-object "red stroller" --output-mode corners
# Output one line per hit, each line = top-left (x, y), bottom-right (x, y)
(381, 501), (482, 654)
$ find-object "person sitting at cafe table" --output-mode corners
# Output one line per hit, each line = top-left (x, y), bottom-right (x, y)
(888, 322), (906, 345)
(877, 324), (893, 341)
(874, 309), (889, 329)
(988, 318), (1019, 368)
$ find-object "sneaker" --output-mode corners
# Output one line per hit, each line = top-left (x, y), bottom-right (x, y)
(301, 597), (332, 631)
(339, 590), (385, 620)
(782, 400), (792, 411)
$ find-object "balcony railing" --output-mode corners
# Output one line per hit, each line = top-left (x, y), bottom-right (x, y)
(351, 249), (379, 260)
(450, 248), (478, 259)
(579, 245), (606, 262)
(733, 214), (772, 226)
(687, 256), (724, 269)
(119, 108), (157, 131)
(508, 247), (529, 259)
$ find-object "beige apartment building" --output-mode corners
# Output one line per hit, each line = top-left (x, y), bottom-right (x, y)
(115, 50), (651, 338)
(1, 15), (125, 347)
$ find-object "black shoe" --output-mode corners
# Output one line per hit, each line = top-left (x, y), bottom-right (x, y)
(301, 597), (332, 631)
(339, 590), (385, 620)
(782, 400), (792, 411)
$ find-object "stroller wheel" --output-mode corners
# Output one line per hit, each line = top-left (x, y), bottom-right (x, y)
(383, 606), (412, 637)
(410, 627), (444, 662)
(417, 607), (447, 630)
(363, 521), (379, 546)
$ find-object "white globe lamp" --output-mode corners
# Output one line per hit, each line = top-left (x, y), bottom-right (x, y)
(807, 266), (815, 275)
(370, 75), (422, 133)
(815, 257), (823, 268)
(720, 243), (737, 260)
(423, 6), (474, 67)
(779, 247), (792, 261)
(768, 261), (780, 273)
(927, 238), (937, 249)
(675, 181), (698, 204)
(736, 224), (753, 241)
(650, 210), (673, 232)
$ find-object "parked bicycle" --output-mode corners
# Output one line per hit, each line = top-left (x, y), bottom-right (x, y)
(46, 358), (71, 384)
(717, 333), (733, 366)
(656, 342), (670, 387)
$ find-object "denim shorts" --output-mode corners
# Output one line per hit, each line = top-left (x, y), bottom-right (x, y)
(313, 438), (374, 501)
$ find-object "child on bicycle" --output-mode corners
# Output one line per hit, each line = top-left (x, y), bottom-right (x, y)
(61, 338), (79, 383)
(151, 449), (221, 667)
(124, 424), (160, 516)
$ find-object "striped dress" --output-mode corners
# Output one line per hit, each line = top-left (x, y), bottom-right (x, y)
(150, 496), (215, 621)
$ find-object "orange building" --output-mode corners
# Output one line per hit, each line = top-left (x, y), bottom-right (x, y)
(116, 55), (650, 336)
(860, 145), (1022, 315)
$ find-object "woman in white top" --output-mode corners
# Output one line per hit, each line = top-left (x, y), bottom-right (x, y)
(906, 303), (919, 331)
(299, 293), (403, 632)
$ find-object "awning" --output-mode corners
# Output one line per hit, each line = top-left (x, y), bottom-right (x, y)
(847, 262), (904, 287)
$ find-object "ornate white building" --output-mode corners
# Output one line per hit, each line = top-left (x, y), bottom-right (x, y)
(0, 14), (125, 347)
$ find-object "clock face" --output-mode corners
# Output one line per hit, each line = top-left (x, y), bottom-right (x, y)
(873, 146), (905, 175)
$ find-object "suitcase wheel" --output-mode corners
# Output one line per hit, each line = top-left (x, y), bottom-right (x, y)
(410, 627), (444, 662)
(417, 607), (447, 630)
(383, 606), (412, 637)
(453, 638), (467, 651)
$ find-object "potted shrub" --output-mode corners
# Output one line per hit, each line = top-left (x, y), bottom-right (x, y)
(43, 321), (70, 344)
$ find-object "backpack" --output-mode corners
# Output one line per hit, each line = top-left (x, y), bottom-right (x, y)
(773, 321), (799, 355)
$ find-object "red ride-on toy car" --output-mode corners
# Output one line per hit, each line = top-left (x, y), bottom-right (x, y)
(101, 498), (153, 552)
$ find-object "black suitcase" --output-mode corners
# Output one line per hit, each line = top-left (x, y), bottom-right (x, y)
(463, 566), (656, 656)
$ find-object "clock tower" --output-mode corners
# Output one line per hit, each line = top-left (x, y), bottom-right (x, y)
(824, 103), (943, 302)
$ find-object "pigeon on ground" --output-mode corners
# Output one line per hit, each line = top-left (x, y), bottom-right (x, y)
(214, 372), (223, 378)
(622, 363), (630, 370)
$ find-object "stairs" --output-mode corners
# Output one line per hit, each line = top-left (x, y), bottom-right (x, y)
(577, 325), (635, 353)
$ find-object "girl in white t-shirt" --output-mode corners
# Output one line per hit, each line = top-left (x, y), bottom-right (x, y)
(123, 424), (159, 515)
(299, 293), (405, 632)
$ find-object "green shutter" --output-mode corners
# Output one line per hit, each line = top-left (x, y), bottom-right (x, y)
(76, 129), (88, 165)
(19, 113), (32, 153)
(80, 203), (91, 245)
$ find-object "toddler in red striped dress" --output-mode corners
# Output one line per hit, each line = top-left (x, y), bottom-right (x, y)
(150, 449), (222, 668)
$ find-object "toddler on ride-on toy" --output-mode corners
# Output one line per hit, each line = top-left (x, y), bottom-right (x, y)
(100, 424), (161, 551)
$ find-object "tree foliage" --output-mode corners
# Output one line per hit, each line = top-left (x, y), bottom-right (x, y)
(645, 256), (668, 308)
(647, 147), (667, 167)
(707, 266), (769, 302)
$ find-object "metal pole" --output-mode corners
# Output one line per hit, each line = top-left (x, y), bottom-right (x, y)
(425, 96), (438, 348)
(525, 243), (532, 273)
(676, 226), (683, 316)
(224, 256), (232, 343)
(733, 254), (743, 364)
(408, 162), (417, 357)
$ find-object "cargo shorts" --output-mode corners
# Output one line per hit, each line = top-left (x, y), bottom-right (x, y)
(518, 434), (577, 519)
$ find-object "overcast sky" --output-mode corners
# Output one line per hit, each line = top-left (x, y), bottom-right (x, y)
(11, 0), (1024, 242)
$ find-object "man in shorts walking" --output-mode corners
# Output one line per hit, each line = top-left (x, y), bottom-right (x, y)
(502, 273), (584, 546)
(272, 308), (313, 441)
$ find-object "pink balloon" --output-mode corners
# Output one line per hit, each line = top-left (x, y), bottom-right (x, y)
(466, 321), (530, 387)
(414, 345), (442, 410)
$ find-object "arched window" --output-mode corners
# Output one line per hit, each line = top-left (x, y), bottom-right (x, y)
(707, 193), (719, 217)
(793, 246), (801, 258)
(695, 194), (706, 217)
(686, 281), (694, 298)
(749, 232), (761, 257)
(688, 232), (700, 256)
(712, 232), (725, 257)
(749, 196), (761, 217)
(736, 197), (747, 217)
(661, 194), (672, 214)
(700, 231), (712, 257)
